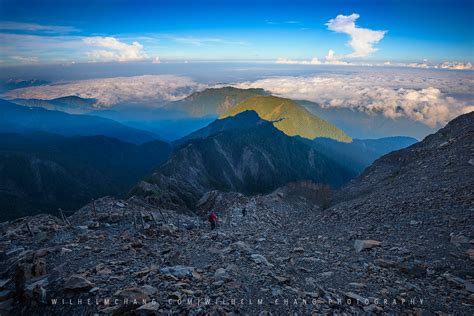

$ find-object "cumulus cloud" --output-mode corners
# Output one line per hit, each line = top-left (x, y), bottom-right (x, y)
(234, 71), (474, 127)
(3, 75), (206, 106)
(326, 13), (386, 58)
(276, 13), (386, 66)
(83, 37), (148, 62)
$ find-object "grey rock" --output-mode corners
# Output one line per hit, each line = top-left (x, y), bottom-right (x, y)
(354, 240), (381, 252)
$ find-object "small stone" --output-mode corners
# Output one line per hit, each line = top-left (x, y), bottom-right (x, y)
(467, 249), (474, 260)
(450, 234), (469, 246)
(375, 258), (396, 268)
(60, 248), (72, 255)
(160, 265), (195, 278)
(250, 254), (273, 267)
(345, 292), (367, 303)
(399, 262), (426, 277)
(348, 282), (366, 289)
(292, 247), (305, 253)
(213, 268), (231, 282)
(118, 287), (149, 301)
(231, 241), (252, 253)
(63, 275), (94, 291)
(274, 276), (290, 284)
(354, 240), (381, 252)
(141, 285), (158, 296)
(137, 301), (159, 312)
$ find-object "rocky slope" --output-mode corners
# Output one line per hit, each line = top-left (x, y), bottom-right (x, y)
(221, 96), (352, 142)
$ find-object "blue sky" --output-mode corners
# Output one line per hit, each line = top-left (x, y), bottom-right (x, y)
(0, 0), (473, 65)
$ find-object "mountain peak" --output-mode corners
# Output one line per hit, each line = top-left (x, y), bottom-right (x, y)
(220, 96), (352, 142)
(169, 86), (268, 116)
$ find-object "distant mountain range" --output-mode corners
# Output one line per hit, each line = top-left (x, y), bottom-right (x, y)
(0, 99), (159, 144)
(4, 87), (435, 140)
(0, 79), (49, 93)
(12, 95), (97, 114)
(0, 132), (171, 221)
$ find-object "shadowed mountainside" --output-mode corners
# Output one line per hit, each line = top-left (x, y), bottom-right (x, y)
(132, 111), (357, 211)
(0, 132), (171, 221)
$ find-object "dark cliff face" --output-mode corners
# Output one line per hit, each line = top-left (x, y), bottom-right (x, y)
(132, 112), (356, 211)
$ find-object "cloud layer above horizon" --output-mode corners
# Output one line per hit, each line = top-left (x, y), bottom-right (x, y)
(234, 71), (474, 127)
(3, 75), (206, 105)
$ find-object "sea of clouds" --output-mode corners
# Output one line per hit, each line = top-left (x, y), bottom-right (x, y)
(234, 70), (474, 127)
(3, 75), (207, 106)
(2, 69), (473, 127)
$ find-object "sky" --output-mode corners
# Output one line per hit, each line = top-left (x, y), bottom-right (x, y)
(0, 0), (473, 66)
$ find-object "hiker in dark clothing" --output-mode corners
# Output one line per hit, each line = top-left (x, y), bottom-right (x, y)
(242, 207), (247, 217)
(208, 211), (218, 230)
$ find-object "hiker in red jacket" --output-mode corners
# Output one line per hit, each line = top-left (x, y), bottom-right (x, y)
(208, 211), (218, 230)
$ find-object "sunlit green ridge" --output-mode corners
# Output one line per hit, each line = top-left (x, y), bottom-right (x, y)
(220, 96), (352, 142)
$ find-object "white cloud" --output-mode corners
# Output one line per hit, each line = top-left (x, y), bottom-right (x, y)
(234, 71), (474, 127)
(3, 75), (206, 106)
(0, 21), (79, 33)
(438, 61), (473, 70)
(275, 50), (351, 66)
(324, 49), (349, 65)
(326, 13), (386, 58)
(275, 57), (321, 65)
(0, 33), (153, 64)
(170, 36), (247, 46)
(383, 60), (474, 70)
(9, 56), (39, 64)
(83, 37), (148, 62)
